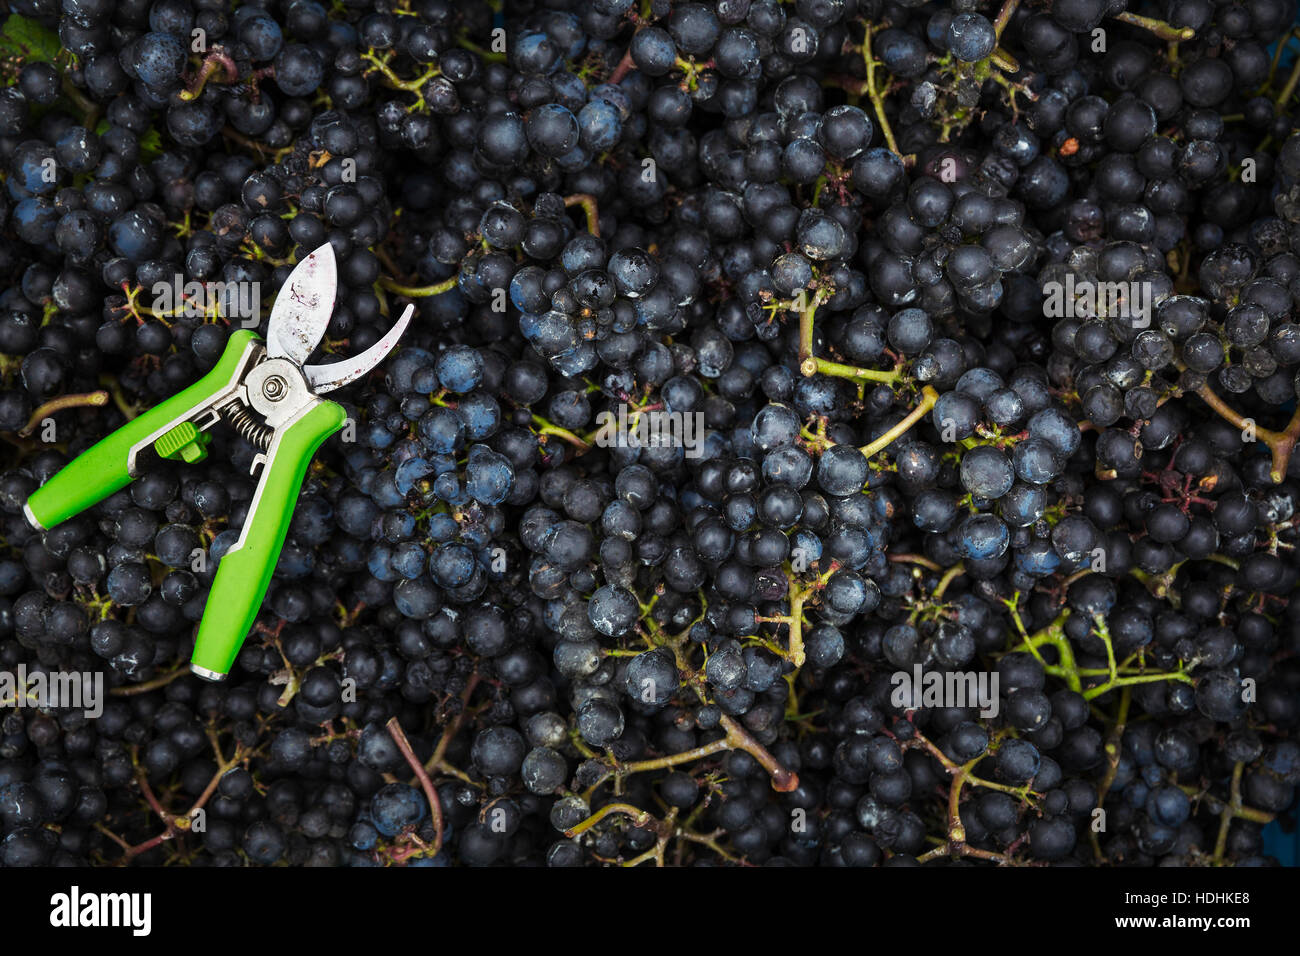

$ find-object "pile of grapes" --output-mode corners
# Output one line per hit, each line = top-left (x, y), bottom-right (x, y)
(0, 0), (1297, 867)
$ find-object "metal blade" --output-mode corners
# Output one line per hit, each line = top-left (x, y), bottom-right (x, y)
(266, 244), (337, 365)
(302, 304), (414, 393)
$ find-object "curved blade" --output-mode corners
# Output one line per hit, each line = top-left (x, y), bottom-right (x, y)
(302, 304), (414, 394)
(266, 244), (337, 365)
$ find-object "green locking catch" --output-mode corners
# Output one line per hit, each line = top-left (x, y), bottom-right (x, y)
(154, 421), (210, 463)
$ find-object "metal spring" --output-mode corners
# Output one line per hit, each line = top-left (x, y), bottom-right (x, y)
(221, 401), (273, 450)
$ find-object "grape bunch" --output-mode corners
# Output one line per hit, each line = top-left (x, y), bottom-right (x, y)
(0, 0), (1296, 869)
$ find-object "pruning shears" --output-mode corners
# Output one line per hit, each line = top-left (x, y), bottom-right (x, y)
(23, 245), (413, 681)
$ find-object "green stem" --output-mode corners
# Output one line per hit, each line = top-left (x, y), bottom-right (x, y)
(1268, 29), (1300, 87)
(362, 51), (441, 97)
(108, 664), (189, 697)
(565, 802), (655, 838)
(931, 561), (965, 601)
(796, 289), (829, 374)
(1279, 52), (1300, 107)
(859, 386), (939, 460)
(811, 356), (904, 383)
(1009, 613), (1081, 693)
(1082, 670), (1193, 700)
(1090, 686), (1130, 862)
(1112, 11), (1195, 41)
(1214, 764), (1243, 861)
(1093, 614), (1118, 686)
(861, 25), (902, 157)
(532, 414), (592, 452)
(377, 274), (457, 297)
(564, 193), (600, 237)
(16, 390), (109, 437)
(990, 47), (1020, 73)
(993, 0), (1020, 37)
(787, 592), (806, 668)
(456, 34), (509, 64)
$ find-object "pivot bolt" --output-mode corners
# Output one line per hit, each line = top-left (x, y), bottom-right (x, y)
(263, 375), (287, 401)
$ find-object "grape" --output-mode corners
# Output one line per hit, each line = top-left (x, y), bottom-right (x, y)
(0, 0), (1293, 875)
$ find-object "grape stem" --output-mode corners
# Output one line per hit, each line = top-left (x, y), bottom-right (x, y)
(1111, 11), (1196, 41)
(579, 706), (798, 795)
(179, 49), (239, 101)
(623, 808), (678, 867)
(770, 560), (842, 669)
(1083, 669), (1195, 699)
(361, 51), (442, 110)
(569, 803), (746, 866)
(1090, 686), (1130, 862)
(1267, 29), (1300, 88)
(993, 0), (1019, 38)
(796, 288), (829, 373)
(861, 23), (903, 158)
(565, 802), (655, 838)
(109, 663), (189, 696)
(377, 274), (457, 297)
(16, 390), (109, 437)
(657, 630), (802, 792)
(904, 725), (1044, 863)
(1214, 762), (1276, 860)
(1008, 608), (1194, 699)
(888, 552), (943, 571)
(1277, 49), (1300, 107)
(608, 44), (637, 84)
(387, 716), (446, 859)
(1007, 611), (1082, 693)
(533, 413), (593, 452)
(107, 732), (247, 864)
(564, 193), (601, 237)
(787, 591), (807, 667)
(608, 739), (730, 778)
(1190, 378), (1300, 483)
(719, 714), (799, 791)
(797, 290), (903, 383)
(931, 561), (965, 601)
(423, 672), (481, 776)
(859, 385), (939, 459)
(810, 354), (903, 383)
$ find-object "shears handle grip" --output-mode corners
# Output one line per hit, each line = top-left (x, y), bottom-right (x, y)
(189, 400), (346, 680)
(24, 330), (261, 531)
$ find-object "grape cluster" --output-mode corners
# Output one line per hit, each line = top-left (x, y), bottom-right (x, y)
(0, 0), (1296, 869)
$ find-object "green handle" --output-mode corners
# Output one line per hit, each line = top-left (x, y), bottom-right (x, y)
(190, 400), (346, 680)
(25, 330), (261, 530)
